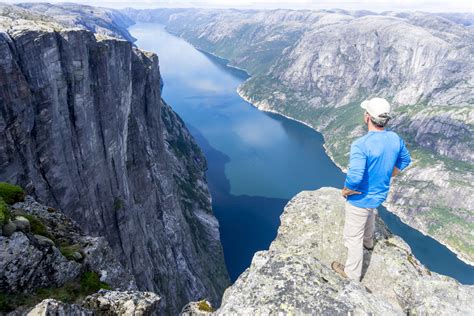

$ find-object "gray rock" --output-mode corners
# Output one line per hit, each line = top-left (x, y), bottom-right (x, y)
(0, 5), (229, 314)
(10, 196), (136, 291)
(24, 291), (162, 316)
(12, 216), (30, 232)
(215, 188), (474, 315)
(83, 290), (162, 315)
(71, 251), (83, 261)
(2, 221), (17, 237)
(26, 299), (93, 316)
(34, 235), (55, 247)
(0, 232), (81, 293)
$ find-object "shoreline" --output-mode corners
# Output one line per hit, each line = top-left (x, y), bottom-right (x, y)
(236, 85), (474, 268)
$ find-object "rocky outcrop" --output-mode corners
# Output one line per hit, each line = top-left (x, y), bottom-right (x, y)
(1, 196), (136, 293)
(1, 231), (82, 293)
(0, 5), (229, 314)
(123, 8), (474, 263)
(0, 194), (138, 312)
(25, 291), (162, 316)
(210, 188), (474, 314)
(26, 300), (93, 316)
(0, 193), (167, 315)
(82, 290), (162, 315)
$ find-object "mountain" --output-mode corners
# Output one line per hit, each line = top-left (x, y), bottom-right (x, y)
(187, 188), (474, 315)
(16, 2), (136, 42)
(0, 4), (229, 314)
(122, 8), (474, 265)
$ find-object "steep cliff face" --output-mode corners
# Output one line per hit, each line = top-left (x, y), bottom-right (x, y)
(211, 188), (474, 315)
(123, 8), (474, 264)
(0, 6), (229, 314)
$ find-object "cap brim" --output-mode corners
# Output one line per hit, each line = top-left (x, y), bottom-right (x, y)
(360, 100), (369, 110)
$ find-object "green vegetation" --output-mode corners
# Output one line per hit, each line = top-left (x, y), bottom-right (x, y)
(79, 271), (111, 293)
(410, 148), (473, 173)
(59, 243), (82, 261)
(0, 271), (110, 313)
(197, 300), (214, 312)
(22, 214), (53, 239)
(0, 197), (10, 225)
(423, 206), (473, 259)
(0, 182), (25, 205)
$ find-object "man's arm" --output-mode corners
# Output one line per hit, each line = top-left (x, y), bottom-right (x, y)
(393, 138), (411, 176)
(392, 167), (400, 177)
(342, 142), (366, 197)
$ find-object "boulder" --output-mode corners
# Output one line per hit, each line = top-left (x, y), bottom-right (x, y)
(26, 299), (93, 316)
(12, 216), (30, 232)
(83, 290), (163, 315)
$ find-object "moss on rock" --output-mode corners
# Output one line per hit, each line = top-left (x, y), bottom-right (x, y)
(0, 182), (25, 205)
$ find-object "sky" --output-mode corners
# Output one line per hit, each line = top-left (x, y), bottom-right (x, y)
(3, 0), (473, 12)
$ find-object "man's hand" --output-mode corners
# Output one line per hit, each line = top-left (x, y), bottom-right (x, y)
(392, 167), (400, 177)
(342, 187), (362, 198)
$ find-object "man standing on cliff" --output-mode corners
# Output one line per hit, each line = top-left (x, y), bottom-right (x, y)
(331, 97), (411, 282)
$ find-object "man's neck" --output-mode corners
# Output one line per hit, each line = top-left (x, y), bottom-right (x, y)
(367, 123), (385, 132)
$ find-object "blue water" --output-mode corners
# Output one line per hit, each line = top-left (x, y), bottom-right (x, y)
(129, 23), (474, 284)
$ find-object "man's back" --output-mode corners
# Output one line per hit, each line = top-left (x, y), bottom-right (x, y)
(344, 130), (411, 208)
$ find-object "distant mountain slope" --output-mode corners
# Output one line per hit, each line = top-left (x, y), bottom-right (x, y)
(17, 2), (136, 41)
(123, 8), (474, 264)
(0, 4), (229, 314)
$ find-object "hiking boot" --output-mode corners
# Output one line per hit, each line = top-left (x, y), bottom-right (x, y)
(331, 261), (347, 278)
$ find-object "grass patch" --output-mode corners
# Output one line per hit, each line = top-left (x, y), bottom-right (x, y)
(0, 182), (25, 205)
(0, 197), (10, 225)
(22, 214), (53, 240)
(79, 271), (111, 293)
(59, 243), (82, 261)
(0, 272), (110, 313)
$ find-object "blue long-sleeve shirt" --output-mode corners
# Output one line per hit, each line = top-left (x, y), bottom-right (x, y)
(344, 130), (411, 208)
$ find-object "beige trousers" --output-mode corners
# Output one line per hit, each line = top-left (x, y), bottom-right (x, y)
(343, 202), (376, 281)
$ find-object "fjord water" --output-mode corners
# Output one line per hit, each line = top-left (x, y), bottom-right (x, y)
(129, 23), (474, 283)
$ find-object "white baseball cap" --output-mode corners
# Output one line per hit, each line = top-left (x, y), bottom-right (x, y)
(360, 98), (391, 119)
